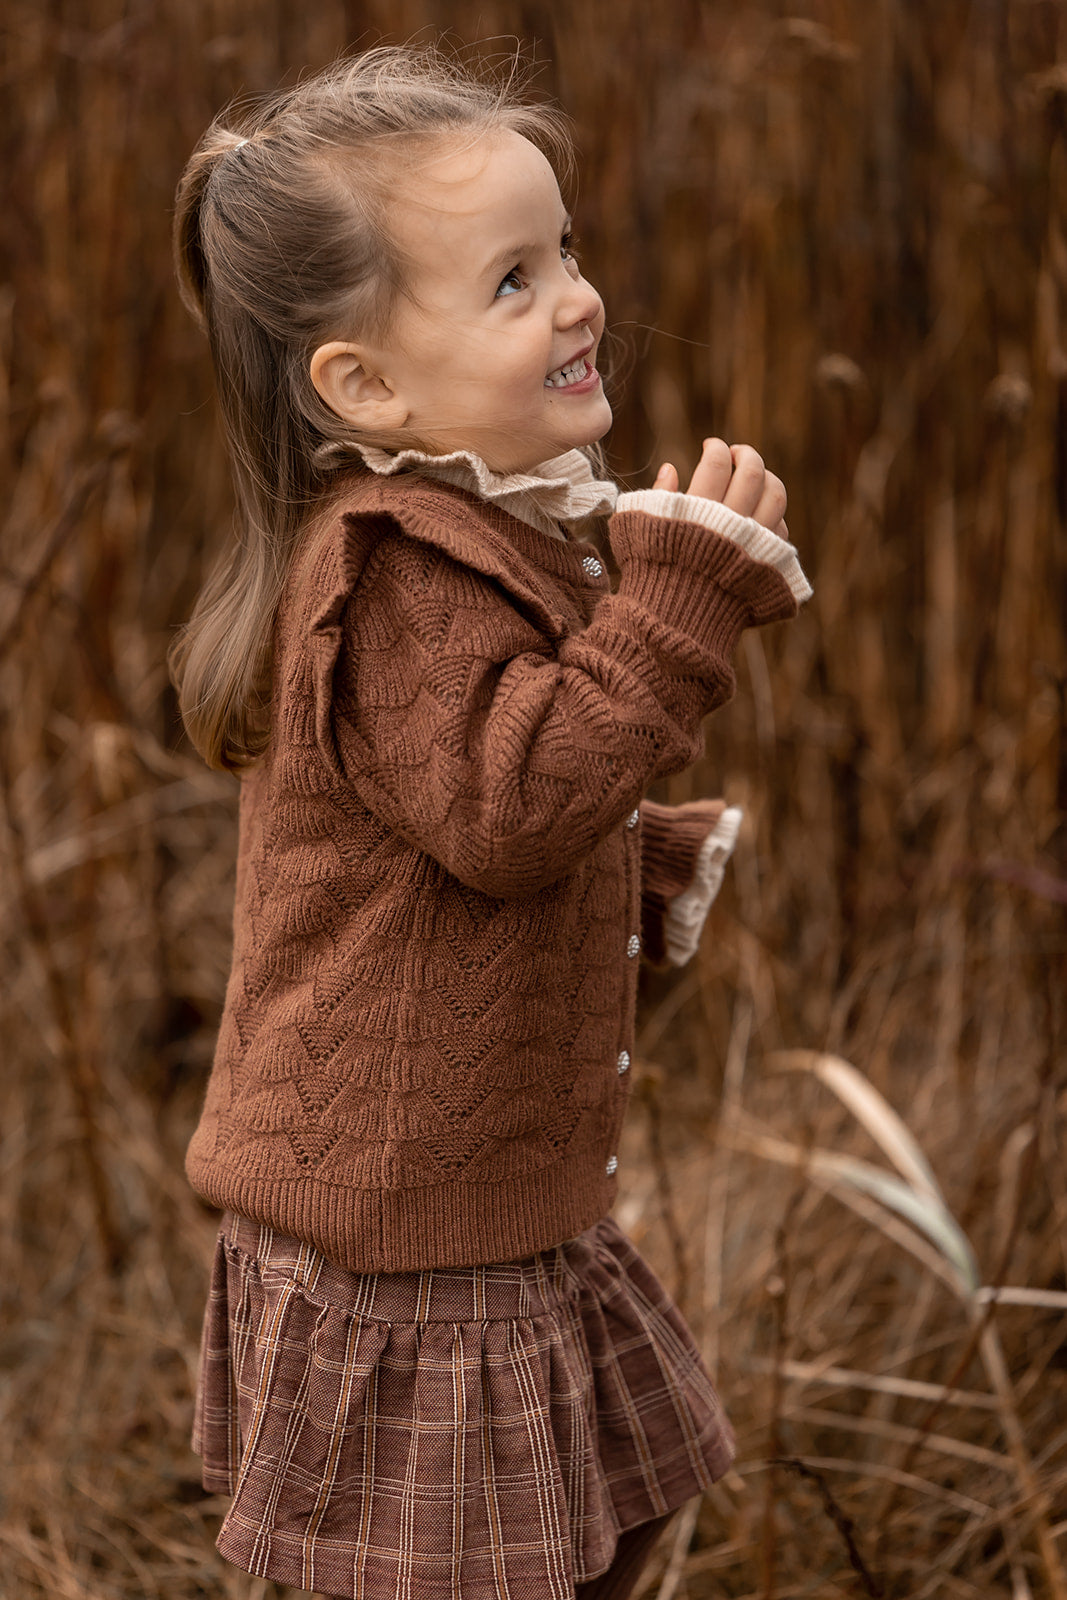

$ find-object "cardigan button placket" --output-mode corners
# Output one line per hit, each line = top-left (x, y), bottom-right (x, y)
(617, 1050), (630, 1074)
(625, 808), (639, 829)
(580, 553), (604, 580)
(605, 1155), (619, 1176)
(186, 470), (810, 1276)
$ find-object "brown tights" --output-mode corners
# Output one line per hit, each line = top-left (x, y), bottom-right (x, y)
(574, 1512), (676, 1600)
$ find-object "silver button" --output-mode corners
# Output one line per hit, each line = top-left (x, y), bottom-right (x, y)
(617, 1050), (630, 1074)
(606, 1155), (618, 1176)
(627, 934), (640, 958)
(581, 553), (604, 579)
(626, 808), (639, 829)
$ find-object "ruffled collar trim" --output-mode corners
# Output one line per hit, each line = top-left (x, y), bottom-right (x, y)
(317, 440), (618, 541)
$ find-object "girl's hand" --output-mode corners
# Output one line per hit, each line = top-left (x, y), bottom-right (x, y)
(655, 438), (788, 539)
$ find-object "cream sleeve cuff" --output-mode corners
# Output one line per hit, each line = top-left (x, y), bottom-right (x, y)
(663, 805), (743, 966)
(614, 489), (813, 605)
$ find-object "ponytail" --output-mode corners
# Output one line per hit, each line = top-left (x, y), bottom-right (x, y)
(170, 47), (573, 770)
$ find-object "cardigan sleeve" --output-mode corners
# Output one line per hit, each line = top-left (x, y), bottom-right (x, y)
(614, 490), (811, 606)
(309, 505), (802, 899)
(639, 799), (742, 966)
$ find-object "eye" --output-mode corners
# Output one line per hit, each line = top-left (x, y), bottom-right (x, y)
(495, 267), (526, 298)
(561, 230), (581, 263)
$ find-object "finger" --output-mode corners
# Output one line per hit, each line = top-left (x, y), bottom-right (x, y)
(751, 472), (788, 532)
(685, 437), (733, 500)
(721, 444), (765, 517)
(654, 462), (679, 493)
(774, 519), (789, 541)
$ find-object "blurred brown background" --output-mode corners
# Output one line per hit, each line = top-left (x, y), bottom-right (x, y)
(1, 1), (1065, 1596)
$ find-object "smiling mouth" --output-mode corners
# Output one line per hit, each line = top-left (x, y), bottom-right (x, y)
(545, 356), (594, 388)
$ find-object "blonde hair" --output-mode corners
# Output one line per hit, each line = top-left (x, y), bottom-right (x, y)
(170, 45), (573, 770)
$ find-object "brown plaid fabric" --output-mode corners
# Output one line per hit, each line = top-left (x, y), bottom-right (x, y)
(193, 1212), (733, 1599)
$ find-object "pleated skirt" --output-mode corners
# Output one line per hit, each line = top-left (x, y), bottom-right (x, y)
(193, 1211), (734, 1600)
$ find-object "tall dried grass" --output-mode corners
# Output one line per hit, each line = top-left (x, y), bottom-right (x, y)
(1, 1), (1064, 1595)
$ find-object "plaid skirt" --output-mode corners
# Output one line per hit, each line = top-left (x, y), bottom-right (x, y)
(193, 1211), (734, 1600)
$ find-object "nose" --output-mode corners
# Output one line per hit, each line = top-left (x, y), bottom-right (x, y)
(556, 268), (603, 332)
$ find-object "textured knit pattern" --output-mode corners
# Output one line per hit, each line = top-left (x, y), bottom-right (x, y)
(194, 1212), (734, 1600)
(185, 472), (801, 1271)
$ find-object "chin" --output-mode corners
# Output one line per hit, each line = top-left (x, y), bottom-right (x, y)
(588, 401), (614, 442)
(576, 420), (613, 454)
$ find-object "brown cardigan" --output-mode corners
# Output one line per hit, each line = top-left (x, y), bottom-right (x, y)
(185, 472), (800, 1270)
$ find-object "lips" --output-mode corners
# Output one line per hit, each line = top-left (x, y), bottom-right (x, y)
(544, 339), (598, 387)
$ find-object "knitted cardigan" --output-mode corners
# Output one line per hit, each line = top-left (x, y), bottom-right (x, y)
(185, 469), (806, 1270)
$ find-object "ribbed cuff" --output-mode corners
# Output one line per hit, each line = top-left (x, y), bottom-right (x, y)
(608, 510), (801, 666)
(614, 490), (812, 605)
(640, 797), (734, 965)
(662, 806), (742, 965)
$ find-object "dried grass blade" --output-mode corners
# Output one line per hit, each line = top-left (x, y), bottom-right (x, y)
(746, 1357), (1000, 1412)
(975, 1319), (1067, 1600)
(654, 1497), (701, 1600)
(767, 1051), (944, 1202)
(975, 1286), (1067, 1310)
(740, 1453), (993, 1516)
(734, 1125), (979, 1293)
(790, 1405), (1012, 1472)
(704, 994), (751, 1378)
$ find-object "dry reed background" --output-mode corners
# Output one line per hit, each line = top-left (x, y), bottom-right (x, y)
(1, 0), (1065, 1595)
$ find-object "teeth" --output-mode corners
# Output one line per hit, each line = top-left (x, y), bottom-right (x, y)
(545, 358), (589, 388)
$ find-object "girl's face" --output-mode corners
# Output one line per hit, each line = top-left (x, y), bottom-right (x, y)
(319, 131), (612, 474)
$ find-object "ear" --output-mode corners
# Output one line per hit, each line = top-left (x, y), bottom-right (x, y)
(309, 341), (409, 431)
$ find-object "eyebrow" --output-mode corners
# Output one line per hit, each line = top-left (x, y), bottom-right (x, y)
(483, 243), (537, 280)
(481, 216), (573, 281)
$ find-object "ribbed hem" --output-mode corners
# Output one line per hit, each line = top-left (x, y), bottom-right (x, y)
(186, 1156), (618, 1272)
(615, 490), (812, 604)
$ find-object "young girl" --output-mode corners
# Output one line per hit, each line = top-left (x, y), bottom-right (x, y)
(174, 46), (811, 1600)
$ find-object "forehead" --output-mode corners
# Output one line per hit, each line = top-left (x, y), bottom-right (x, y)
(390, 130), (565, 270)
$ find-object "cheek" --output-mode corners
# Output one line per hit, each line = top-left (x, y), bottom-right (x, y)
(500, 356), (551, 396)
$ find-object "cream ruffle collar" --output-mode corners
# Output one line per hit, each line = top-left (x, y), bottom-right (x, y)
(318, 440), (618, 542)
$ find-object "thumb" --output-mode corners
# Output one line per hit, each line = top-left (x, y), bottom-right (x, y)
(654, 462), (679, 492)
